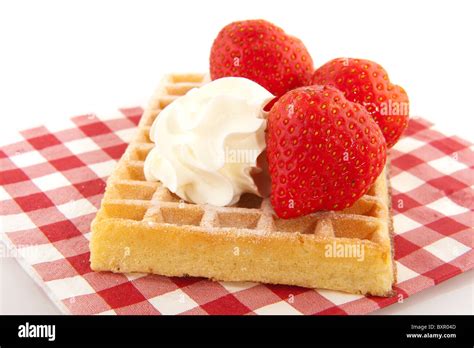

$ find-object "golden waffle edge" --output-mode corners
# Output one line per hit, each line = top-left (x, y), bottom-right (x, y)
(90, 73), (397, 297)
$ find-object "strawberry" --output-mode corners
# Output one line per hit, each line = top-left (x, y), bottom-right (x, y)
(266, 85), (387, 219)
(210, 19), (314, 97)
(312, 58), (409, 148)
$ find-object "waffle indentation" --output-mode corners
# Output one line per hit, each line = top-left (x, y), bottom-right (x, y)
(102, 201), (148, 221)
(141, 109), (161, 126)
(166, 83), (199, 96)
(170, 74), (204, 83)
(134, 127), (152, 144)
(158, 189), (183, 203)
(233, 193), (264, 209)
(127, 145), (153, 162)
(106, 182), (156, 201)
(115, 163), (146, 181)
(332, 218), (379, 240)
(217, 212), (260, 229)
(340, 197), (380, 217)
(161, 206), (204, 226)
(273, 215), (319, 234)
(159, 97), (177, 109)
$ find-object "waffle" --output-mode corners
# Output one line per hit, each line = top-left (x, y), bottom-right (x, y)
(90, 73), (396, 297)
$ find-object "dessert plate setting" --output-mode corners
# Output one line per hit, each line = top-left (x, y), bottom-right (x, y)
(1, 20), (473, 315)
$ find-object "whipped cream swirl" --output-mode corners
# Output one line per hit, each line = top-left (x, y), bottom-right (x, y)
(144, 77), (273, 206)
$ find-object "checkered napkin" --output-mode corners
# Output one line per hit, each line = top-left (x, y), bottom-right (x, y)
(1, 108), (472, 315)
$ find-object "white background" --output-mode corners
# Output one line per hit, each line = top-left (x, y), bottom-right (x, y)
(0, 0), (473, 314)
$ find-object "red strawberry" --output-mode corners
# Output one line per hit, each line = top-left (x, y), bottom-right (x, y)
(266, 85), (387, 219)
(312, 58), (409, 148)
(210, 19), (314, 97)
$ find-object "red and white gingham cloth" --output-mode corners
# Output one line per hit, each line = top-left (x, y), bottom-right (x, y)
(1, 108), (473, 315)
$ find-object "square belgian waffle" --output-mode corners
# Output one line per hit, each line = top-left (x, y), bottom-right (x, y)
(90, 73), (396, 297)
